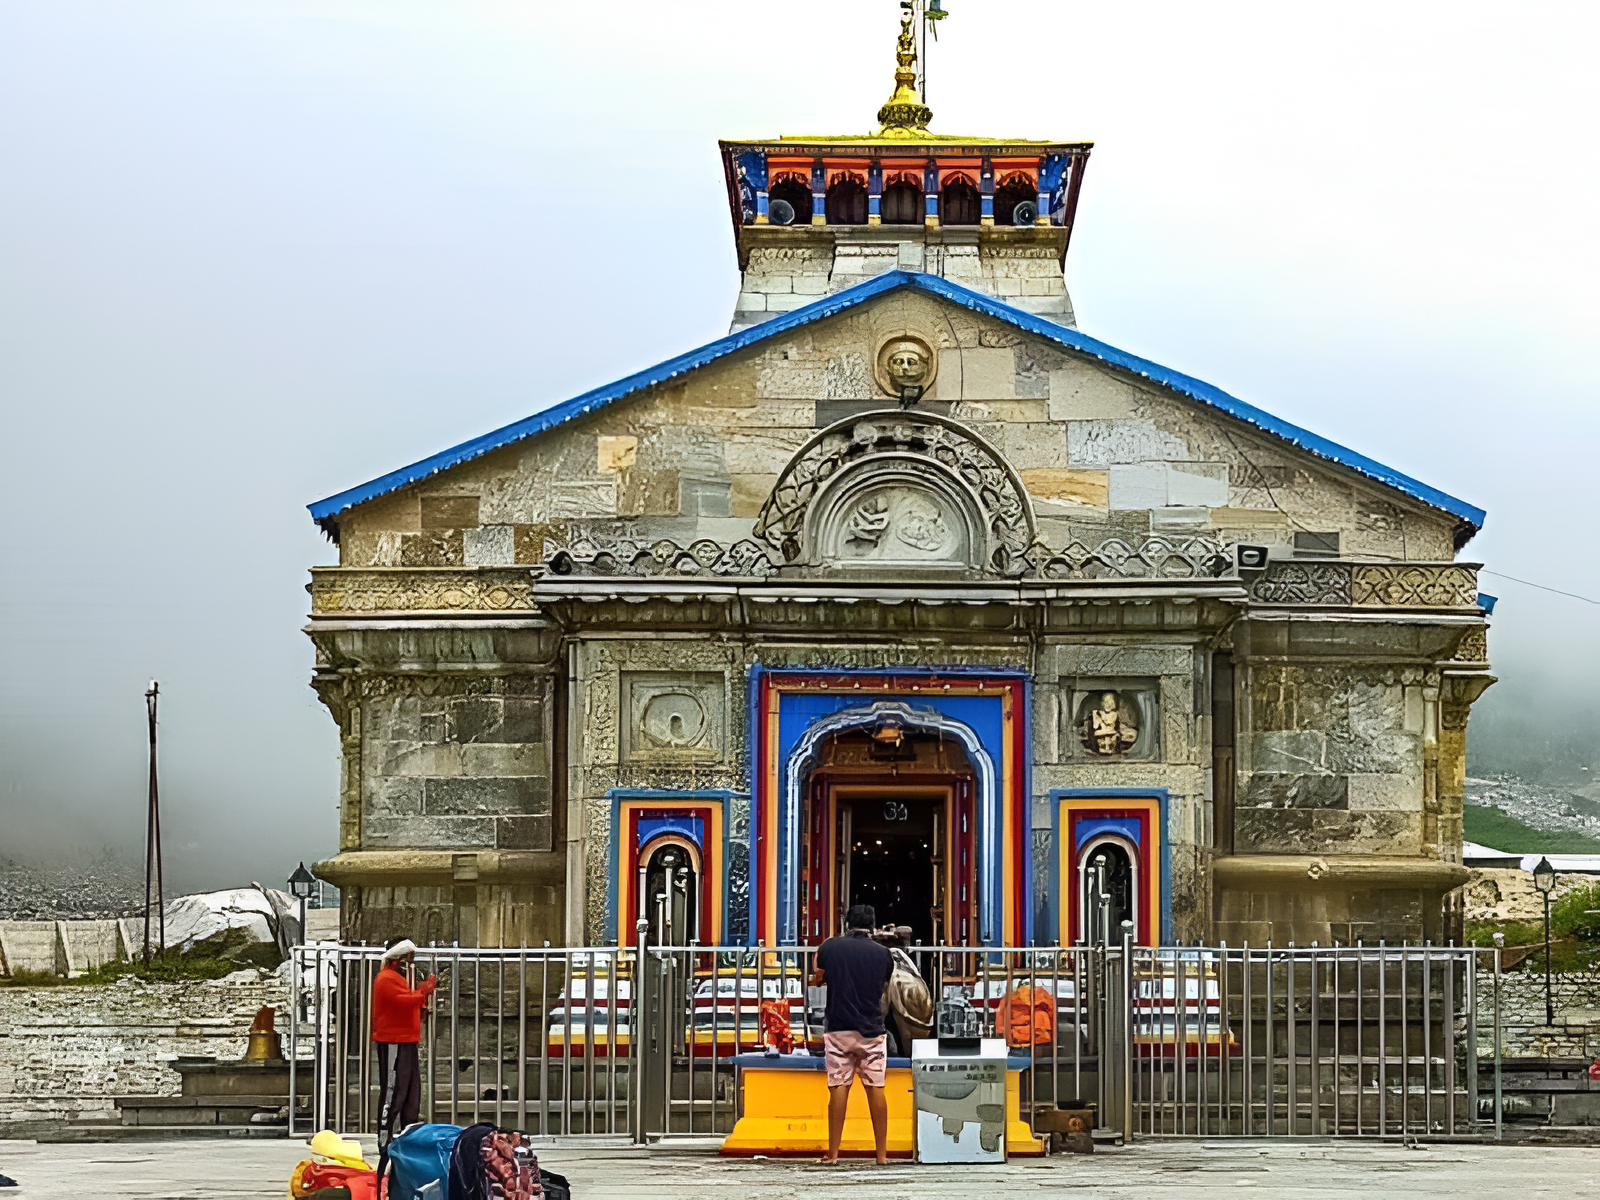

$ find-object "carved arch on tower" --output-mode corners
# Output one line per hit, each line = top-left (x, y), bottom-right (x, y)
(751, 410), (1037, 575)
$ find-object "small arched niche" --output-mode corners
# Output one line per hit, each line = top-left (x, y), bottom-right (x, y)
(882, 179), (923, 225)
(994, 174), (1036, 226)
(768, 175), (811, 225)
(941, 175), (981, 226)
(826, 175), (868, 225)
(804, 458), (984, 573)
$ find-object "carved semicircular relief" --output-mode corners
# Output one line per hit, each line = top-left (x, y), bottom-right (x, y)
(811, 467), (974, 568)
(752, 411), (1036, 574)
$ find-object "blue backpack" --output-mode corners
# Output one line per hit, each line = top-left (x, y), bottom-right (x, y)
(386, 1123), (463, 1200)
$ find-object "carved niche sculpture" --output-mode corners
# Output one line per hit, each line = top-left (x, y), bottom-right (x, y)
(621, 672), (725, 762)
(1078, 690), (1142, 757)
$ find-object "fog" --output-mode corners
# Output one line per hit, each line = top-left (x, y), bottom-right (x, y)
(1, 1), (1596, 889)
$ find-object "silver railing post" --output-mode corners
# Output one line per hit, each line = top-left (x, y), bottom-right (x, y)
(1493, 933), (1503, 1141)
(1121, 923), (1134, 1140)
(632, 919), (649, 1144)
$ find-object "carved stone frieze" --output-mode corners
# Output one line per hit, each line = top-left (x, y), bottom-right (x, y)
(753, 411), (1035, 571)
(584, 668), (620, 765)
(350, 673), (546, 700)
(1249, 562), (1352, 606)
(544, 536), (777, 579)
(1025, 536), (1230, 581)
(1448, 625), (1489, 664)
(1248, 561), (1480, 608)
(311, 568), (537, 614)
(1352, 564), (1479, 608)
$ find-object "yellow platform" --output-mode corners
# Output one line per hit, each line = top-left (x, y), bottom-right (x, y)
(719, 1056), (1043, 1158)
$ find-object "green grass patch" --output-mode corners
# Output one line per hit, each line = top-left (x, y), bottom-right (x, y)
(0, 954), (261, 987)
(1466, 881), (1600, 971)
(1463, 803), (1600, 853)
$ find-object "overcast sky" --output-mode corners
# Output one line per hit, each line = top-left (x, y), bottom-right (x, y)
(2, 1), (1597, 890)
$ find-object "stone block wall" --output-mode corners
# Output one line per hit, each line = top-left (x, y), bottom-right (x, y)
(1486, 970), (1600, 1059)
(333, 292), (1459, 572)
(0, 972), (287, 1125)
(731, 230), (1077, 333)
(310, 626), (566, 949)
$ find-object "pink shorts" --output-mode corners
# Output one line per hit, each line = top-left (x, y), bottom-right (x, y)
(823, 1031), (887, 1088)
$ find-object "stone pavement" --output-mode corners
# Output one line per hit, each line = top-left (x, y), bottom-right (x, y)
(4, 1136), (1600, 1199)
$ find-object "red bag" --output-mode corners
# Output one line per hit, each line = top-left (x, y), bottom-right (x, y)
(289, 1161), (379, 1200)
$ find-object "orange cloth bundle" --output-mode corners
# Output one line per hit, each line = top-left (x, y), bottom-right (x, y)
(759, 998), (795, 1054)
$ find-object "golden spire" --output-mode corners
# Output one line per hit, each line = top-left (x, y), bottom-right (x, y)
(876, 10), (933, 137)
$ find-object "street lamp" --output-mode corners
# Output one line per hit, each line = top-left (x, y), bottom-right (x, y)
(288, 862), (316, 948)
(1532, 855), (1556, 1025)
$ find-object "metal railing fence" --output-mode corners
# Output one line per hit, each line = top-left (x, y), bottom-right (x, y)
(1125, 944), (1495, 1137)
(288, 939), (1503, 1143)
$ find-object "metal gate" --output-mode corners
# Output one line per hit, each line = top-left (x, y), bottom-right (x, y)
(1123, 945), (1494, 1137)
(288, 940), (1502, 1142)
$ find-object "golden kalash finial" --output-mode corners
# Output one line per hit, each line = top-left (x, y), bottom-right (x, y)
(876, 9), (933, 136)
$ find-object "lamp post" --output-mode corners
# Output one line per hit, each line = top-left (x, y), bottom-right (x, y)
(288, 862), (315, 948)
(1532, 855), (1556, 1025)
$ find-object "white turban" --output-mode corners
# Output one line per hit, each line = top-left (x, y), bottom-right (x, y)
(381, 939), (418, 962)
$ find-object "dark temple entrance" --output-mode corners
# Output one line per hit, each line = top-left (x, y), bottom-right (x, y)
(843, 794), (938, 944)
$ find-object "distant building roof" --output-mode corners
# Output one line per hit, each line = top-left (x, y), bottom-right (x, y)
(1462, 841), (1523, 868)
(1521, 854), (1600, 876)
(307, 270), (1488, 539)
(1463, 842), (1600, 874)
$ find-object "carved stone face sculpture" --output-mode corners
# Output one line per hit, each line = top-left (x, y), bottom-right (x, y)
(886, 342), (930, 390)
(875, 334), (937, 398)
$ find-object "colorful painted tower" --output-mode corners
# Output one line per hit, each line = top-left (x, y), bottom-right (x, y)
(720, 11), (1092, 333)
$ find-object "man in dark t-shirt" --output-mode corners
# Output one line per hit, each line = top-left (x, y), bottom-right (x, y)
(810, 903), (895, 1163)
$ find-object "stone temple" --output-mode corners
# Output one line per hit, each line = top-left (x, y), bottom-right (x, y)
(305, 19), (1493, 953)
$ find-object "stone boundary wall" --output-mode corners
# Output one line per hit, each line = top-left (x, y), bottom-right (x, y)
(0, 971), (287, 1125)
(1484, 969), (1600, 1059)
(0, 919), (140, 977)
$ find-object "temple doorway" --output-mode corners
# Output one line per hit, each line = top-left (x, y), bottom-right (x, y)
(800, 724), (977, 947)
(840, 793), (939, 944)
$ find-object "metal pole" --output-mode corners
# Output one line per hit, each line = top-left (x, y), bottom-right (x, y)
(142, 681), (163, 967)
(287, 945), (299, 1135)
(1122, 926), (1134, 1140)
(633, 918), (649, 1144)
(1536, 896), (1548, 1030)
(1493, 936), (1503, 1141)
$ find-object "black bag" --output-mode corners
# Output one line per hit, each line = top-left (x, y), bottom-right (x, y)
(447, 1122), (538, 1200)
(538, 1169), (570, 1200)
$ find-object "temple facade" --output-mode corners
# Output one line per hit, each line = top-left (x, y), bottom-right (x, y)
(306, 18), (1492, 952)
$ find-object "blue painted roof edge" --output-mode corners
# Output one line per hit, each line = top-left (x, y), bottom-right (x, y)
(308, 269), (1485, 531)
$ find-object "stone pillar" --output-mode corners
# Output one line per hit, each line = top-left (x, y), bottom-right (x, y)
(867, 160), (882, 225)
(810, 158), (826, 226)
(1440, 669), (1495, 944)
(924, 158), (940, 227)
(980, 157), (995, 226)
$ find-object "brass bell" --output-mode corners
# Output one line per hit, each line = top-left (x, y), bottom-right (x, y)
(243, 1005), (282, 1062)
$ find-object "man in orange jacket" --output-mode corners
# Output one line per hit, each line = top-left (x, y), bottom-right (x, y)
(373, 938), (437, 1174)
